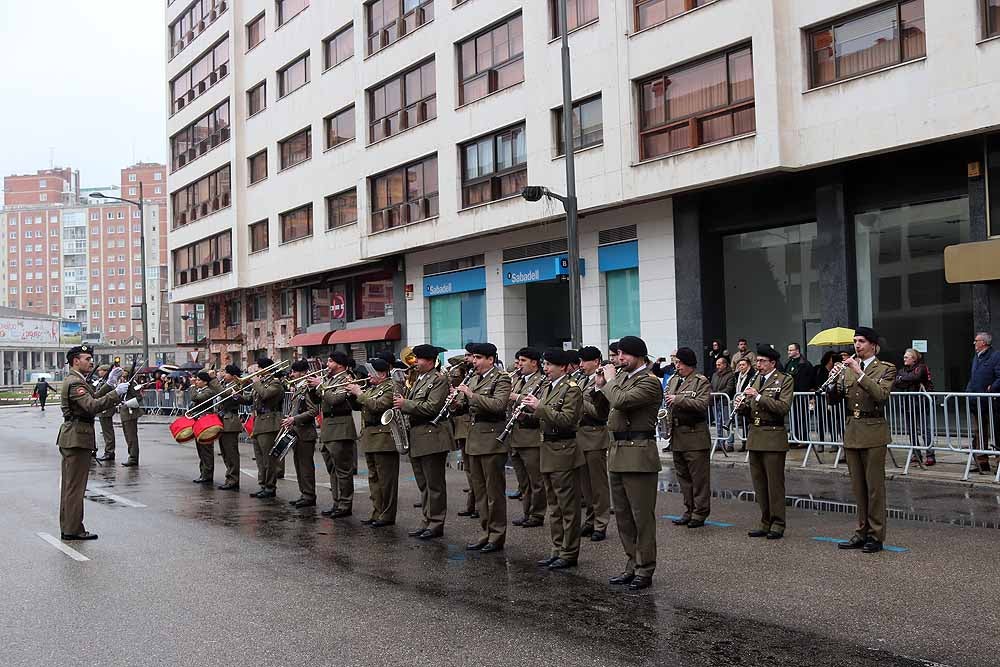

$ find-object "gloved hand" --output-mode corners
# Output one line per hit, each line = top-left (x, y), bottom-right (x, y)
(108, 367), (124, 384)
(115, 382), (130, 396)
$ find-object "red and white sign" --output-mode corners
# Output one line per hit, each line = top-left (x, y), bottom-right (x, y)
(0, 317), (59, 345)
(331, 293), (347, 320)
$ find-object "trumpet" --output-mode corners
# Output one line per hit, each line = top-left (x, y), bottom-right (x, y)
(818, 354), (856, 392)
(184, 360), (290, 419)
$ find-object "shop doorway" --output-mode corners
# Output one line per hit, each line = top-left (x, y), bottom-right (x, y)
(526, 280), (570, 350)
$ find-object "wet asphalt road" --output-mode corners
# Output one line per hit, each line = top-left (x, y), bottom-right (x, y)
(3, 406), (997, 667)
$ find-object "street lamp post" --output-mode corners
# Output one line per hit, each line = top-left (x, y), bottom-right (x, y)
(90, 184), (150, 365)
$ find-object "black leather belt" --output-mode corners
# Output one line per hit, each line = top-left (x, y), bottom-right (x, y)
(543, 432), (576, 441)
(322, 411), (352, 418)
(751, 418), (785, 427)
(672, 417), (706, 427)
(364, 420), (382, 427)
(65, 416), (95, 425)
(472, 417), (500, 423)
(612, 430), (655, 441)
(409, 418), (433, 427)
(850, 410), (883, 419)
(580, 419), (607, 428)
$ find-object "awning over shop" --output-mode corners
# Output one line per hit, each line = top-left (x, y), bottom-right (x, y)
(287, 331), (334, 347)
(327, 323), (401, 344)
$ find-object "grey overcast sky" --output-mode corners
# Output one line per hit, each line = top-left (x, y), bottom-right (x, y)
(0, 0), (166, 197)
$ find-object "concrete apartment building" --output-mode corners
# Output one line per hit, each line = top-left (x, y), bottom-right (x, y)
(165, 0), (1000, 387)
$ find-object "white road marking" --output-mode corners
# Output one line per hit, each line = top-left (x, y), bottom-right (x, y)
(36, 532), (90, 561)
(86, 486), (147, 508)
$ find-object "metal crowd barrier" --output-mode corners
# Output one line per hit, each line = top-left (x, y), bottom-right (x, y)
(940, 392), (999, 482)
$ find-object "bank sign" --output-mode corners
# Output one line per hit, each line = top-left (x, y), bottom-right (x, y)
(423, 267), (486, 297)
(502, 254), (586, 286)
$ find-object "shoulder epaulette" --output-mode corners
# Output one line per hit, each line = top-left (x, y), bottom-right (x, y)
(568, 380), (578, 388)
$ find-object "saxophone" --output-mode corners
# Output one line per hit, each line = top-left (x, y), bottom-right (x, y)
(380, 367), (411, 455)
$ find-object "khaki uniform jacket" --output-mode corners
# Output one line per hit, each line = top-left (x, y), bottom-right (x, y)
(465, 368), (512, 456)
(665, 372), (712, 452)
(400, 370), (452, 457)
(602, 367), (663, 472)
(57, 369), (122, 450)
(508, 372), (546, 449)
(93, 375), (117, 418)
(215, 381), (245, 433)
(249, 376), (286, 436)
(831, 358), (896, 449)
(447, 359), (473, 440)
(353, 377), (395, 453)
(191, 381), (220, 419)
(119, 382), (143, 423)
(578, 373), (610, 452)
(534, 377), (585, 473)
(741, 371), (794, 452)
(314, 371), (357, 441)
(288, 386), (318, 443)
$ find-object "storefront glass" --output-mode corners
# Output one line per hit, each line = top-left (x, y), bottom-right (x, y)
(429, 291), (485, 352)
(606, 268), (640, 342)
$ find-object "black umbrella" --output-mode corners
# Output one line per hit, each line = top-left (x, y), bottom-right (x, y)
(179, 361), (205, 371)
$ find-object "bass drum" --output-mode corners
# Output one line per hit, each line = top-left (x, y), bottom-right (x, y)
(268, 430), (297, 460)
(194, 414), (224, 444)
(169, 416), (197, 443)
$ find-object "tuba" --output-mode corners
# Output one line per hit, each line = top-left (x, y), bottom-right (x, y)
(380, 367), (411, 455)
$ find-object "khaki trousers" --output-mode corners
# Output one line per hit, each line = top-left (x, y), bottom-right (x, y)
(672, 449), (711, 520)
(196, 442), (214, 480)
(59, 448), (92, 536)
(469, 452), (508, 546)
(122, 419), (140, 464)
(749, 450), (787, 533)
(218, 432), (241, 486)
(252, 431), (278, 492)
(511, 448), (528, 497)
(411, 451), (447, 533)
(365, 451), (400, 523)
(99, 414), (115, 456)
(845, 447), (887, 542)
(458, 440), (476, 512)
(321, 439), (356, 510)
(580, 449), (611, 532)
(511, 446), (545, 521)
(293, 438), (317, 502)
(609, 471), (658, 577)
(544, 468), (582, 560)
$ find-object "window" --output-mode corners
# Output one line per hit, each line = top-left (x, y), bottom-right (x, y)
(638, 45), (755, 160)
(248, 294), (267, 320)
(278, 53), (310, 98)
(277, 0), (309, 26)
(118, 212), (125, 220)
(128, 174), (137, 182)
(325, 106), (355, 149)
(155, 187), (162, 194)
(172, 230), (233, 286)
(170, 164), (232, 227)
(368, 59), (436, 142)
(280, 204), (313, 243)
(987, 0), (1000, 38)
(128, 187), (137, 196)
(247, 13), (265, 50)
(555, 95), (603, 155)
(634, 0), (717, 31)
(154, 172), (162, 180)
(169, 36), (229, 114)
(250, 220), (269, 252)
(39, 179), (47, 188)
(326, 189), (358, 229)
(248, 82), (266, 117)
(809, 1), (926, 88)
(461, 124), (527, 207)
(371, 155), (438, 231)
(551, 0), (598, 37)
(170, 100), (230, 171)
(168, 0), (228, 59)
(249, 150), (268, 184)
(279, 127), (312, 169)
(279, 290), (293, 316)
(39, 193), (47, 202)
(354, 272), (395, 319)
(324, 24), (354, 69)
(458, 13), (523, 105)
(367, 0), (434, 55)
(225, 299), (242, 325)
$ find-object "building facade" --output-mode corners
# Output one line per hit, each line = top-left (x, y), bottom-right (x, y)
(165, 0), (1000, 386)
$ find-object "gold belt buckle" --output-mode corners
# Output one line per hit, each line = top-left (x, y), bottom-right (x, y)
(853, 410), (861, 418)
(753, 417), (761, 426)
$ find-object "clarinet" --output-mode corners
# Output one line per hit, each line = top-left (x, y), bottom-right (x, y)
(430, 367), (475, 425)
(496, 377), (548, 443)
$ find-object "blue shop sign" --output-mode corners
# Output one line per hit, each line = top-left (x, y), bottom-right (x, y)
(502, 254), (586, 286)
(423, 266), (486, 297)
(598, 240), (639, 272)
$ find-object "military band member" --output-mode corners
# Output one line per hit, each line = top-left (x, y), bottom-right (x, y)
(190, 371), (220, 483)
(739, 346), (793, 539)
(827, 327), (896, 553)
(348, 358), (398, 527)
(577, 346), (611, 541)
(244, 357), (285, 499)
(283, 360), (319, 508)
(118, 369), (144, 467)
(394, 344), (451, 539)
(94, 364), (117, 462)
(459, 343), (513, 553)
(508, 347), (546, 528)
(608, 342), (621, 369)
(57, 345), (129, 540)
(594, 335), (662, 591)
(216, 365), (244, 490)
(664, 347), (712, 528)
(449, 345), (478, 518)
(523, 349), (585, 569)
(309, 352), (357, 517)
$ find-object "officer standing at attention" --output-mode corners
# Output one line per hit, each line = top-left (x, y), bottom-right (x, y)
(282, 360), (320, 508)
(459, 343), (512, 554)
(523, 349), (585, 569)
(57, 345), (129, 540)
(190, 371), (221, 483)
(244, 357), (286, 499)
(663, 347), (713, 528)
(94, 365), (117, 462)
(215, 364), (244, 491)
(118, 368), (144, 468)
(508, 347), (546, 529)
(348, 358), (398, 527)
(739, 346), (794, 539)
(577, 346), (611, 541)
(826, 327), (896, 553)
(309, 352), (357, 517)
(593, 335), (663, 591)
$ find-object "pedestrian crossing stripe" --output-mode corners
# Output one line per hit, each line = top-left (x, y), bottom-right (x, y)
(812, 536), (908, 552)
(661, 515), (734, 527)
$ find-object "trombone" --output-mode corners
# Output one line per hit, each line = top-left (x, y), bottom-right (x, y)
(286, 367), (326, 388)
(184, 360), (290, 419)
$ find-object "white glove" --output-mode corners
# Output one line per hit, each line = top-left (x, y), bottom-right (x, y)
(115, 382), (130, 396)
(108, 367), (124, 384)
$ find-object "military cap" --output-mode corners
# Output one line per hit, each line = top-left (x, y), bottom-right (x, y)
(608, 341), (620, 354)
(66, 344), (93, 363)
(515, 347), (541, 361)
(617, 335), (648, 358)
(854, 326), (879, 345)
(464, 342), (477, 353)
(329, 351), (351, 367)
(196, 371), (212, 382)
(579, 346), (602, 362)
(291, 360), (310, 373)
(543, 348), (572, 366)
(224, 364), (242, 377)
(412, 344), (445, 360)
(369, 358), (390, 373)
(675, 347), (697, 367)
(565, 349), (580, 363)
(756, 345), (780, 362)
(257, 357), (274, 369)
(471, 342), (498, 359)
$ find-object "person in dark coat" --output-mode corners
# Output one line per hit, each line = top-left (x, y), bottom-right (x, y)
(966, 332), (1000, 473)
(34, 377), (53, 411)
(893, 348), (934, 466)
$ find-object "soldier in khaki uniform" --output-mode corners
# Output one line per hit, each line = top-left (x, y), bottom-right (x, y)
(448, 347), (478, 518)
(738, 346), (794, 539)
(349, 358), (398, 527)
(309, 352), (357, 517)
(826, 327), (896, 553)
(57, 345), (129, 540)
(459, 342), (512, 553)
(94, 365), (118, 462)
(594, 335), (662, 591)
(283, 360), (319, 508)
(577, 346), (611, 541)
(190, 371), (221, 483)
(118, 369), (144, 467)
(395, 344), (452, 538)
(243, 357), (286, 499)
(523, 349), (585, 569)
(508, 347), (546, 528)
(216, 364), (244, 490)
(663, 347), (712, 528)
